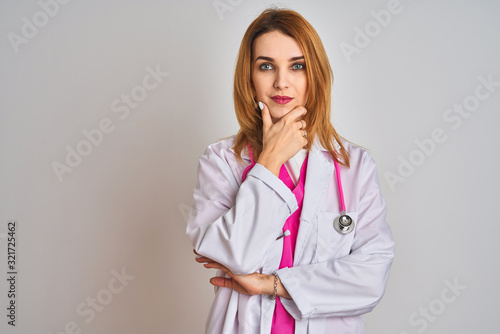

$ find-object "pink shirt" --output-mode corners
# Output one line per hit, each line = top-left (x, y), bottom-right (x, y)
(242, 146), (309, 334)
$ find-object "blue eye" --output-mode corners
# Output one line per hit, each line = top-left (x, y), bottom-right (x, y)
(258, 63), (304, 71)
(292, 63), (304, 70)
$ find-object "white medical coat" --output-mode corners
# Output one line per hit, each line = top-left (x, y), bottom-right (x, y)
(186, 135), (395, 334)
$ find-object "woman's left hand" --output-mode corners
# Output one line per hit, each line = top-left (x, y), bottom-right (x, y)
(194, 250), (271, 296)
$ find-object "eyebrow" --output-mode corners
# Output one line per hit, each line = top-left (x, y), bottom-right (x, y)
(254, 56), (305, 62)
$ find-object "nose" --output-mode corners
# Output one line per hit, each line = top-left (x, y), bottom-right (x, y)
(273, 68), (289, 90)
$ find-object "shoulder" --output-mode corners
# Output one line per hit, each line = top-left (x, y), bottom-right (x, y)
(340, 140), (382, 189)
(198, 135), (248, 183)
(330, 138), (379, 180)
(202, 135), (240, 162)
(343, 139), (374, 165)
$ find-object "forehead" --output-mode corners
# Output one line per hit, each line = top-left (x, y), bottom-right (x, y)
(253, 30), (303, 59)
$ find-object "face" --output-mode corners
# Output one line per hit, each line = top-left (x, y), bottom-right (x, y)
(251, 30), (308, 123)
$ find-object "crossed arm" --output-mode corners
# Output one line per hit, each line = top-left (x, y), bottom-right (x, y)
(188, 147), (395, 320)
(193, 249), (292, 299)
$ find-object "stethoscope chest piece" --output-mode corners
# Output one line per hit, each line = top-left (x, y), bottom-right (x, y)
(334, 212), (355, 234)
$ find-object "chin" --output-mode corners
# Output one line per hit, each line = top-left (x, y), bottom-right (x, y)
(270, 110), (288, 119)
(272, 104), (293, 114)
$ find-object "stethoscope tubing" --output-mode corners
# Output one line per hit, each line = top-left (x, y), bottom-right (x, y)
(333, 158), (346, 213)
(333, 156), (355, 234)
(246, 144), (354, 235)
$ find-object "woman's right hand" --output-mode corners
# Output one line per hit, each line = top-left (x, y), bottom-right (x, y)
(257, 102), (308, 177)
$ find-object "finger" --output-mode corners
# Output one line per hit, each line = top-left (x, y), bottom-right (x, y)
(260, 102), (272, 133)
(206, 263), (236, 278)
(282, 105), (307, 123)
(203, 263), (231, 276)
(209, 277), (233, 288)
(203, 262), (232, 274)
(295, 119), (306, 131)
(195, 256), (214, 263)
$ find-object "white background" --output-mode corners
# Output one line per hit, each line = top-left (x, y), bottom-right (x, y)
(1, 0), (499, 333)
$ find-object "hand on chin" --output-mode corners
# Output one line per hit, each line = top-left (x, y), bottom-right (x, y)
(269, 105), (293, 124)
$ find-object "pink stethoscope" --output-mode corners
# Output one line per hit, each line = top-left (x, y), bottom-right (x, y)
(333, 159), (355, 234)
(275, 154), (355, 235)
(247, 143), (355, 235)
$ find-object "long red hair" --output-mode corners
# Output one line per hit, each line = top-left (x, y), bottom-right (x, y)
(233, 7), (351, 167)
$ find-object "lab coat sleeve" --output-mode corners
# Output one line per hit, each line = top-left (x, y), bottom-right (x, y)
(186, 145), (298, 275)
(277, 151), (395, 319)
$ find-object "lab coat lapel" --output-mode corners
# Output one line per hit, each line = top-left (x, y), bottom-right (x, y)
(294, 146), (334, 266)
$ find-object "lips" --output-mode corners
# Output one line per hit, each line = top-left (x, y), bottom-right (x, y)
(271, 95), (293, 105)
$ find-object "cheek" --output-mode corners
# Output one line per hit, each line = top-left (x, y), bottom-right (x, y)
(298, 78), (308, 101)
(252, 75), (269, 98)
(251, 73), (261, 94)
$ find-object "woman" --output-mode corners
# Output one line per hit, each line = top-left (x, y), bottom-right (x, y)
(186, 7), (395, 334)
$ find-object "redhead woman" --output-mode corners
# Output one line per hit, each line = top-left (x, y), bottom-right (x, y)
(186, 7), (395, 334)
